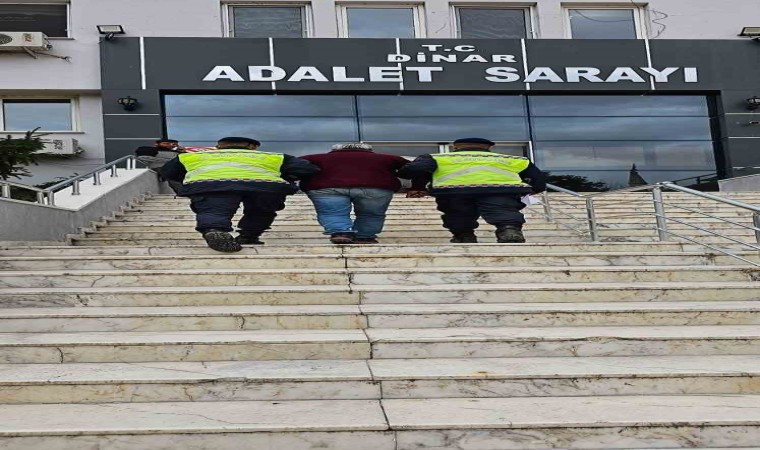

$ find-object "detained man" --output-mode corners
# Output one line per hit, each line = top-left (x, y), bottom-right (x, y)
(134, 139), (185, 194)
(299, 143), (419, 244)
(161, 137), (319, 252)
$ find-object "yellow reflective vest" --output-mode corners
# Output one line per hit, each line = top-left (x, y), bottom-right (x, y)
(179, 149), (288, 185)
(431, 151), (532, 189)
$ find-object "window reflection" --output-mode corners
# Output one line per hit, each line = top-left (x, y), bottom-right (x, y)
(360, 117), (529, 142)
(534, 141), (716, 170)
(166, 117), (358, 142)
(532, 117), (712, 141)
(358, 95), (526, 117)
(530, 96), (709, 117)
(165, 95), (356, 117)
(458, 8), (528, 39)
(3, 100), (72, 131)
(346, 8), (416, 38)
(547, 170), (719, 191)
(568, 9), (637, 39)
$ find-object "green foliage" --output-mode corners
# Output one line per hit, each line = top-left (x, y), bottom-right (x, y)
(0, 130), (45, 180)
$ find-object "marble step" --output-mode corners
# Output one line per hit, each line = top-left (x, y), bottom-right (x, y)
(1, 266), (757, 288)
(3, 252), (756, 271)
(2, 355), (760, 404)
(0, 305), (367, 332)
(2, 282), (756, 308)
(350, 266), (760, 285)
(100, 221), (755, 231)
(0, 330), (370, 363)
(71, 236), (599, 245)
(382, 395), (760, 449)
(82, 229), (757, 240)
(1, 396), (760, 449)
(362, 301), (760, 328)
(3, 325), (758, 364)
(0, 242), (693, 257)
(366, 325), (760, 358)
(2, 302), (758, 332)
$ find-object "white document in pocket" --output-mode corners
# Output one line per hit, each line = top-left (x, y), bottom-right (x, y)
(521, 195), (543, 206)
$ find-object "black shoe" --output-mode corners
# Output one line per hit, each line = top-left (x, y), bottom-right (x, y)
(450, 232), (478, 243)
(203, 230), (243, 253)
(355, 237), (379, 244)
(496, 225), (526, 243)
(236, 234), (264, 245)
(330, 233), (355, 244)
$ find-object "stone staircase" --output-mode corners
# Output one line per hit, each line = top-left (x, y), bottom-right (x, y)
(0, 192), (759, 449)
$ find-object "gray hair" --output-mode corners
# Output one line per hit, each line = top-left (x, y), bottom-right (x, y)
(331, 142), (373, 151)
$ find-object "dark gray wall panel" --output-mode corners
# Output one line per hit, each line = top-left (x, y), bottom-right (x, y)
(144, 38), (272, 90)
(524, 40), (649, 91)
(398, 39), (526, 92)
(103, 115), (163, 139)
(100, 37), (142, 90)
(101, 89), (161, 115)
(273, 38), (398, 91)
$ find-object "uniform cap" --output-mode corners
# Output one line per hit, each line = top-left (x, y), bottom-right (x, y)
(218, 136), (261, 146)
(331, 142), (373, 151)
(453, 137), (495, 146)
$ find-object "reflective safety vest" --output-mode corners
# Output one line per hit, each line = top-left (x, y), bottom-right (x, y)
(179, 149), (287, 185)
(431, 151), (532, 189)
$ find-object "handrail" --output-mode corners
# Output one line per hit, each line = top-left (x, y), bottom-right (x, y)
(541, 180), (760, 266)
(0, 155), (137, 206)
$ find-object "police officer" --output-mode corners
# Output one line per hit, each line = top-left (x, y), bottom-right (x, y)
(400, 137), (547, 243)
(161, 137), (319, 252)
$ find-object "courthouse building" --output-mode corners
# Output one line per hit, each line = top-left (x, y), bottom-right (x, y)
(1, 0), (759, 190)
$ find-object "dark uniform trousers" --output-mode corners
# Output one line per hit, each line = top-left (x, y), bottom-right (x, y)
(435, 194), (526, 233)
(189, 192), (287, 235)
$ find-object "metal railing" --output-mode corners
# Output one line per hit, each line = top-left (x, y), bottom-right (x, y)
(0, 155), (138, 206)
(536, 182), (760, 266)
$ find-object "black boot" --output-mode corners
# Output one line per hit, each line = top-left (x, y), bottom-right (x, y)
(496, 225), (525, 243)
(450, 231), (478, 243)
(236, 234), (264, 245)
(203, 230), (243, 253)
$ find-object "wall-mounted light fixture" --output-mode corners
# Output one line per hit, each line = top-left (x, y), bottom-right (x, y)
(97, 25), (126, 41)
(117, 96), (138, 111)
(746, 96), (760, 111)
(739, 27), (760, 41)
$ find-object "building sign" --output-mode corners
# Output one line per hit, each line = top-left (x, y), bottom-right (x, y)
(202, 43), (698, 85)
(103, 38), (760, 92)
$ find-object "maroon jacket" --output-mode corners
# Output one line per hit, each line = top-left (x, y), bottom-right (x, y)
(299, 149), (412, 192)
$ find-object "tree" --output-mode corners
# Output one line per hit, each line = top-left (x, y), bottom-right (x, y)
(0, 130), (44, 180)
(546, 174), (610, 192)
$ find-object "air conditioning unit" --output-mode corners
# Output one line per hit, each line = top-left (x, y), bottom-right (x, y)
(0, 32), (50, 52)
(40, 138), (81, 155)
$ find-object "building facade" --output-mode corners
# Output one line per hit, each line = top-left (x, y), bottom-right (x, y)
(1, 0), (759, 190)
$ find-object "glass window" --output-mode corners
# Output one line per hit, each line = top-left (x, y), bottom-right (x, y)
(532, 117), (713, 141)
(568, 9), (638, 39)
(344, 7), (417, 38)
(165, 95), (355, 117)
(358, 95), (526, 117)
(367, 143), (440, 157)
(2, 100), (72, 131)
(230, 6), (306, 38)
(545, 170), (718, 192)
(0, 4), (68, 37)
(529, 96), (710, 117)
(457, 8), (528, 39)
(360, 117), (529, 142)
(534, 141), (716, 170)
(166, 117), (358, 142)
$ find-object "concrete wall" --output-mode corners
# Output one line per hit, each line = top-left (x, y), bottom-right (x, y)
(0, 169), (161, 242)
(720, 174), (760, 192)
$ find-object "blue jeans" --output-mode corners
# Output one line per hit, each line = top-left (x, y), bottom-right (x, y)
(307, 188), (394, 239)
